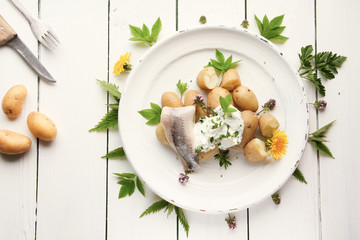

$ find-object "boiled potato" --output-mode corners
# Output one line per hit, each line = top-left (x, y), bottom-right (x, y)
(220, 69), (241, 91)
(232, 85), (259, 112)
(207, 87), (233, 109)
(27, 112), (57, 141)
(2, 84), (27, 119)
(0, 129), (32, 155)
(156, 123), (169, 145)
(198, 146), (219, 161)
(161, 91), (183, 108)
(196, 67), (218, 90)
(184, 89), (207, 121)
(244, 138), (268, 162)
(259, 113), (280, 138)
(232, 110), (258, 150)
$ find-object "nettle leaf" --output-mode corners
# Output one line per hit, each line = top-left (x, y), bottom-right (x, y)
(102, 147), (126, 159)
(97, 80), (121, 100)
(292, 168), (307, 184)
(255, 14), (288, 43)
(114, 173), (136, 179)
(136, 176), (145, 197)
(89, 108), (118, 132)
(140, 199), (169, 218)
(175, 206), (190, 237)
(138, 102), (162, 125)
(311, 120), (336, 138)
(310, 140), (334, 159)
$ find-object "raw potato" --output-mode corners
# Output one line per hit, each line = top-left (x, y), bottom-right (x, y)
(27, 112), (57, 141)
(196, 67), (218, 90)
(232, 85), (259, 112)
(220, 69), (241, 91)
(155, 123), (169, 145)
(244, 138), (268, 162)
(207, 87), (233, 109)
(2, 84), (27, 119)
(232, 110), (258, 150)
(198, 146), (219, 161)
(184, 89), (207, 121)
(0, 129), (32, 155)
(161, 92), (183, 108)
(259, 113), (280, 138)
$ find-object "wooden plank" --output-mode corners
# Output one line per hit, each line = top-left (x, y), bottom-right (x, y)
(0, 0), (39, 239)
(34, 0), (108, 239)
(316, 0), (360, 239)
(247, 0), (321, 239)
(107, 0), (178, 239)
(177, 0), (248, 239)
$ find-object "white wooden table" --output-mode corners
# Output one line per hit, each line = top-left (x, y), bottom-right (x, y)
(1, 0), (359, 239)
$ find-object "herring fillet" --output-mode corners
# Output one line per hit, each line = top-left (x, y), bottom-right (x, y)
(161, 106), (199, 170)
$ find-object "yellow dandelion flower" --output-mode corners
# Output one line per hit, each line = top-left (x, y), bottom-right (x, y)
(267, 129), (288, 160)
(113, 52), (131, 76)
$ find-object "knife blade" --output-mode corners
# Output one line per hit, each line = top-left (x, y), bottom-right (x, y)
(0, 15), (55, 83)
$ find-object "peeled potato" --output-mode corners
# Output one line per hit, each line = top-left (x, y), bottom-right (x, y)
(232, 110), (258, 150)
(207, 87), (233, 109)
(184, 89), (207, 121)
(155, 123), (169, 145)
(161, 91), (183, 108)
(220, 69), (241, 91)
(259, 113), (280, 138)
(232, 85), (259, 112)
(198, 146), (219, 161)
(2, 84), (27, 119)
(244, 138), (268, 162)
(196, 67), (218, 90)
(0, 129), (32, 155)
(27, 112), (57, 141)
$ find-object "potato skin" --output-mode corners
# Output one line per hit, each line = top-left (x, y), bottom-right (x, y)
(196, 67), (218, 90)
(0, 129), (32, 155)
(2, 85), (27, 119)
(220, 69), (241, 91)
(184, 90), (207, 121)
(27, 112), (57, 141)
(244, 138), (268, 162)
(207, 87), (233, 109)
(232, 85), (259, 112)
(198, 147), (219, 161)
(156, 123), (169, 145)
(259, 113), (280, 138)
(161, 91), (183, 108)
(232, 110), (258, 150)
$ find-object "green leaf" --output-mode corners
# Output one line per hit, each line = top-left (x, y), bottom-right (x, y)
(106, 103), (119, 109)
(151, 17), (162, 42)
(315, 51), (347, 80)
(306, 73), (326, 96)
(136, 176), (145, 197)
(96, 80), (121, 100)
(175, 206), (190, 237)
(138, 103), (162, 125)
(219, 95), (231, 111)
(166, 204), (174, 217)
(140, 199), (169, 218)
(146, 117), (161, 125)
(215, 49), (225, 63)
(310, 120), (336, 138)
(129, 25), (144, 38)
(138, 109), (157, 119)
(142, 24), (150, 36)
(176, 80), (188, 100)
(128, 181), (136, 196)
(215, 150), (232, 169)
(151, 102), (162, 114)
(118, 180), (135, 199)
(89, 108), (118, 132)
(206, 49), (240, 74)
(114, 173), (136, 179)
(102, 147), (126, 159)
(292, 168), (307, 184)
(309, 140), (335, 158)
(255, 14), (288, 43)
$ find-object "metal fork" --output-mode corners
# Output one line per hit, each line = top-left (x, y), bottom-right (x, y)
(9, 0), (60, 50)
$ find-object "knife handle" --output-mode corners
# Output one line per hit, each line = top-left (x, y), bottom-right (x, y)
(0, 15), (17, 46)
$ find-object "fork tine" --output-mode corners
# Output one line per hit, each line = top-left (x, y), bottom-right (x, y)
(47, 29), (60, 44)
(47, 31), (60, 46)
(40, 35), (54, 50)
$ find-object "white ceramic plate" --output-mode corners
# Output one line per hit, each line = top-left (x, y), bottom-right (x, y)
(119, 26), (309, 214)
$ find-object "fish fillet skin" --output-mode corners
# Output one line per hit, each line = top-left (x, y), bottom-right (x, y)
(161, 106), (199, 170)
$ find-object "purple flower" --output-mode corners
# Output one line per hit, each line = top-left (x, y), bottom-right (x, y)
(263, 98), (276, 110)
(314, 99), (327, 110)
(225, 214), (237, 230)
(178, 173), (189, 184)
(193, 94), (204, 103)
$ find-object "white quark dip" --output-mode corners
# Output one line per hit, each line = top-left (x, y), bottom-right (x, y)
(194, 105), (244, 152)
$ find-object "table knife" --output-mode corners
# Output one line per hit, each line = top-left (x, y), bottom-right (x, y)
(0, 15), (55, 83)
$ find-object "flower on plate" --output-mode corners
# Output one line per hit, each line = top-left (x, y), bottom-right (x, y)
(225, 214), (237, 230)
(266, 129), (288, 160)
(178, 173), (189, 184)
(113, 52), (132, 75)
(258, 98), (276, 115)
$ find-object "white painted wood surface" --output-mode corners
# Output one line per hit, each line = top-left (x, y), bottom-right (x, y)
(0, 0), (358, 240)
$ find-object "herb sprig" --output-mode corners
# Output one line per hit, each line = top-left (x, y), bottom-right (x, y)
(138, 103), (162, 125)
(129, 17), (162, 46)
(292, 168), (307, 184)
(114, 173), (145, 198)
(298, 45), (347, 96)
(215, 149), (232, 169)
(140, 198), (190, 237)
(176, 80), (188, 100)
(309, 120), (336, 158)
(102, 147), (126, 159)
(205, 49), (240, 74)
(219, 94), (236, 114)
(254, 14), (288, 43)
